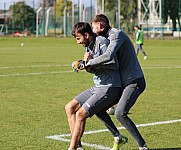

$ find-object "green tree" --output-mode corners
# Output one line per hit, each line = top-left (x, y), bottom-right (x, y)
(97, 0), (117, 27)
(97, 0), (137, 32)
(120, 0), (137, 32)
(9, 1), (36, 32)
(105, 0), (117, 27)
(54, 0), (72, 17)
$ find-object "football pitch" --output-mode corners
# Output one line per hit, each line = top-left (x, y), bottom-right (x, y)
(0, 37), (181, 150)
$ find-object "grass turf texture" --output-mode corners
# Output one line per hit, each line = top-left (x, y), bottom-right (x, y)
(0, 37), (181, 150)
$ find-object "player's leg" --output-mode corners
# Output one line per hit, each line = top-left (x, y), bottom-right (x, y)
(83, 86), (121, 117)
(96, 110), (120, 137)
(69, 107), (89, 150)
(66, 88), (93, 150)
(95, 87), (127, 150)
(69, 86), (122, 149)
(139, 44), (147, 59)
(65, 99), (81, 135)
(135, 44), (140, 55)
(96, 110), (128, 150)
(114, 77), (148, 148)
(69, 86), (105, 149)
(84, 86), (127, 150)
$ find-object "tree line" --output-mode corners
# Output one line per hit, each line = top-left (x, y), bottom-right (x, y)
(0, 0), (180, 34)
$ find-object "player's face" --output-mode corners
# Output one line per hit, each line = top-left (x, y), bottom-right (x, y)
(91, 22), (102, 34)
(134, 27), (138, 31)
(75, 33), (89, 47)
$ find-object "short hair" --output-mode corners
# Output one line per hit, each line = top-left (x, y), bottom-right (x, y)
(135, 25), (140, 29)
(91, 14), (110, 28)
(72, 22), (94, 37)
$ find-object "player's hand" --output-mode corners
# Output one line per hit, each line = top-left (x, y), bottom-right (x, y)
(84, 52), (92, 61)
(71, 60), (86, 72)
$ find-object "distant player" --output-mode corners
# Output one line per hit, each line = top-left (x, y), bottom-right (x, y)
(134, 25), (148, 60)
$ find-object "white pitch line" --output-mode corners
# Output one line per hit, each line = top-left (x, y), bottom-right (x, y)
(0, 65), (180, 77)
(46, 136), (111, 150)
(0, 64), (181, 69)
(0, 71), (73, 77)
(0, 64), (70, 69)
(143, 66), (181, 69)
(48, 119), (181, 137)
(46, 119), (181, 150)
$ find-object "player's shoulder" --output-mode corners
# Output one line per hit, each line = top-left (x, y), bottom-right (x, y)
(109, 28), (128, 40)
(96, 35), (108, 42)
(96, 35), (109, 45)
(109, 28), (122, 34)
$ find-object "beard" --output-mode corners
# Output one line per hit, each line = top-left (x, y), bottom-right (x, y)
(84, 40), (90, 47)
(82, 38), (90, 47)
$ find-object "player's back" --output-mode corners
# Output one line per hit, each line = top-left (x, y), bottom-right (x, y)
(108, 28), (144, 87)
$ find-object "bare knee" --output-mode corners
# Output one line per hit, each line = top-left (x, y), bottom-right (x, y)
(76, 107), (89, 121)
(65, 103), (72, 115)
(65, 99), (80, 115)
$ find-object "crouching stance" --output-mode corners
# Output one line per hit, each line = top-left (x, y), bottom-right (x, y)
(65, 22), (127, 150)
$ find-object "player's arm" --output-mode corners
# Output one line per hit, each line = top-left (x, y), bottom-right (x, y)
(85, 66), (97, 74)
(87, 31), (126, 66)
(136, 31), (140, 41)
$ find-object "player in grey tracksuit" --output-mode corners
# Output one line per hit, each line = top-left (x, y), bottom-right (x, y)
(67, 22), (125, 150)
(85, 14), (148, 150)
(76, 34), (123, 116)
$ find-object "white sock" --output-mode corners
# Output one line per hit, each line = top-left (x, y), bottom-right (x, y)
(114, 134), (122, 142)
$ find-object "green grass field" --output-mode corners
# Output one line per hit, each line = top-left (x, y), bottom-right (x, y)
(0, 37), (181, 150)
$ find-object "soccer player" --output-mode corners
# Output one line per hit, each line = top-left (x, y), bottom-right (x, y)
(84, 14), (149, 150)
(65, 22), (127, 150)
(134, 25), (148, 60)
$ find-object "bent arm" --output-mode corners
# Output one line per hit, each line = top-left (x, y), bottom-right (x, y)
(88, 32), (126, 66)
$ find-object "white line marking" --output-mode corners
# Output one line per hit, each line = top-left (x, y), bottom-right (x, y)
(0, 64), (70, 69)
(46, 119), (181, 150)
(0, 65), (180, 77)
(0, 71), (73, 77)
(0, 64), (180, 69)
(46, 136), (111, 150)
(143, 66), (181, 69)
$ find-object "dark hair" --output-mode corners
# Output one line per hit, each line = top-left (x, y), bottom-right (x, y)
(91, 14), (110, 28)
(135, 25), (140, 29)
(72, 22), (94, 37)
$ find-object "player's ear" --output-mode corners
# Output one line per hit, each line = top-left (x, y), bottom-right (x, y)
(85, 32), (89, 39)
(99, 23), (104, 30)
